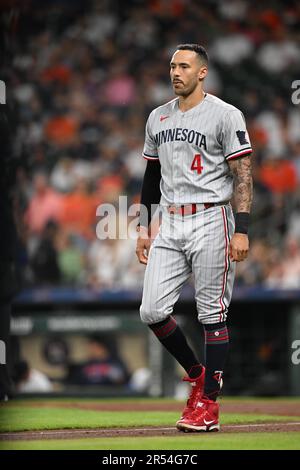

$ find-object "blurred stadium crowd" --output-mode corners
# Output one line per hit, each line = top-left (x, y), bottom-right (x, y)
(6, 0), (300, 290)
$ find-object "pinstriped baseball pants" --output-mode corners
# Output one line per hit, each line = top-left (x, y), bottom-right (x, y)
(140, 203), (236, 325)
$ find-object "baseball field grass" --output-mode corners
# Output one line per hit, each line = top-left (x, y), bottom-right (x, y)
(1, 397), (300, 450)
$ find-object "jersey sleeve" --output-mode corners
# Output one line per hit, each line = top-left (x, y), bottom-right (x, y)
(142, 112), (159, 161)
(221, 109), (252, 161)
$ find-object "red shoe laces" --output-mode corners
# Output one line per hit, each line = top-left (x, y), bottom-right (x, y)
(184, 379), (202, 408)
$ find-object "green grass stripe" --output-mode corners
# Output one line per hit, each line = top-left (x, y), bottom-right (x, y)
(0, 408), (177, 432)
(0, 405), (299, 433)
(6, 396), (300, 406)
(1, 432), (300, 450)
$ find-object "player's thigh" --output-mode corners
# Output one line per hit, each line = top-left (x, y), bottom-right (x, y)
(192, 205), (235, 324)
(140, 237), (191, 324)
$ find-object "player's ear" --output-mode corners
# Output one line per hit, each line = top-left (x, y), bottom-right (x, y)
(198, 65), (208, 81)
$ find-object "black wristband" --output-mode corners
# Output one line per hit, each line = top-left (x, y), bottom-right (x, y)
(235, 212), (250, 234)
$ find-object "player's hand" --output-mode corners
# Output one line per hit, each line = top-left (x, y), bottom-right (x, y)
(136, 226), (151, 265)
(229, 233), (249, 262)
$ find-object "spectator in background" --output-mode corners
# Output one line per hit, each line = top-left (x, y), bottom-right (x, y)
(210, 30), (254, 66)
(87, 237), (124, 289)
(14, 360), (53, 393)
(123, 135), (146, 183)
(104, 63), (137, 109)
(50, 157), (76, 193)
(44, 113), (79, 147)
(256, 97), (299, 157)
(7, 0), (300, 290)
(257, 28), (300, 74)
(65, 335), (130, 386)
(291, 141), (300, 186)
(266, 236), (300, 289)
(30, 220), (61, 285)
(259, 154), (297, 194)
(25, 172), (63, 234)
(60, 177), (98, 238)
(96, 174), (125, 204)
(56, 231), (84, 285)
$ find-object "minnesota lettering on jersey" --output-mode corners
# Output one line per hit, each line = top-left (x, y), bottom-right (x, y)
(155, 127), (207, 150)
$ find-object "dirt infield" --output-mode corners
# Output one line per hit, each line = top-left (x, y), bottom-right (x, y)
(1, 422), (300, 441)
(1, 400), (300, 441)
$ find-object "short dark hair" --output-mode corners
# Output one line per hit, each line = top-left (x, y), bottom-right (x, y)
(176, 44), (209, 65)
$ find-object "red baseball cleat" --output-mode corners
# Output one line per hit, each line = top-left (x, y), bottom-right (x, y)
(176, 397), (220, 432)
(176, 366), (205, 425)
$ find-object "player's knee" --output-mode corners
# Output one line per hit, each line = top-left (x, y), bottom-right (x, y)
(139, 304), (155, 324)
(140, 303), (169, 325)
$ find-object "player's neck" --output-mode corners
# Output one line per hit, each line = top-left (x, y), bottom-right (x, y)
(178, 88), (206, 112)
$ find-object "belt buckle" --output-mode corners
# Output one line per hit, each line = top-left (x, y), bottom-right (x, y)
(168, 205), (178, 215)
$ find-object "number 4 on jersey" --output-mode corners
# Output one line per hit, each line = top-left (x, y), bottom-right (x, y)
(191, 153), (203, 175)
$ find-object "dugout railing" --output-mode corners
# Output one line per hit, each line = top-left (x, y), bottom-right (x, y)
(11, 286), (300, 397)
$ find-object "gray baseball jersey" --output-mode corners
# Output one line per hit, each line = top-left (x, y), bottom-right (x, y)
(140, 93), (252, 325)
(142, 93), (252, 204)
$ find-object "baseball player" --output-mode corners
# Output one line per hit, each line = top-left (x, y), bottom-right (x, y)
(136, 44), (253, 432)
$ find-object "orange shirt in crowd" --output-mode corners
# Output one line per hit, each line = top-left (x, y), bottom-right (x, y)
(26, 189), (63, 234)
(259, 159), (297, 193)
(60, 190), (98, 237)
(44, 115), (79, 146)
(41, 64), (72, 85)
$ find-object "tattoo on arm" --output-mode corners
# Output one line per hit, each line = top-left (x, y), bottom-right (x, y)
(228, 155), (253, 213)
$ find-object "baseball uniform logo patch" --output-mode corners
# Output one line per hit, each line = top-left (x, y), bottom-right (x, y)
(204, 419), (215, 425)
(236, 130), (249, 145)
